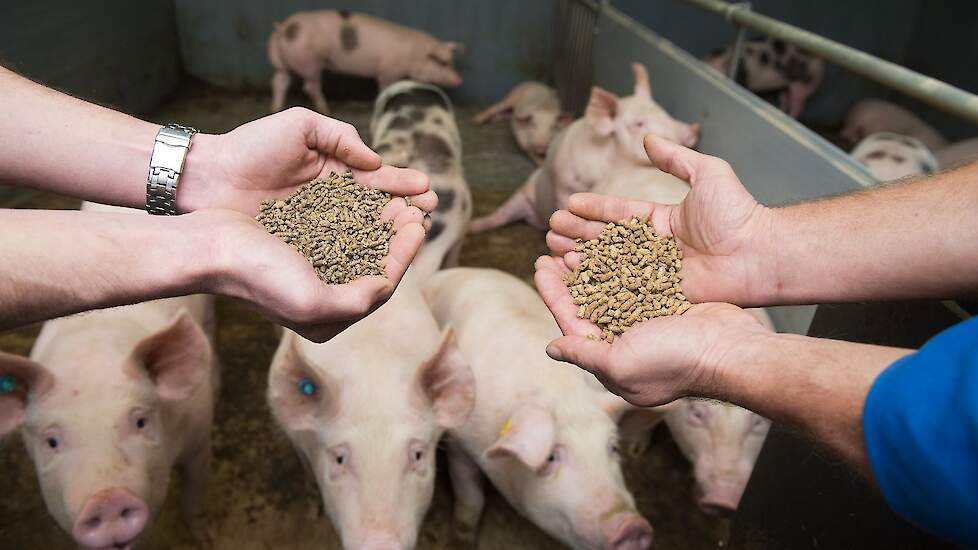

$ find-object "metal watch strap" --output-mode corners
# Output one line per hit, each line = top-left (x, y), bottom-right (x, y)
(146, 123), (197, 215)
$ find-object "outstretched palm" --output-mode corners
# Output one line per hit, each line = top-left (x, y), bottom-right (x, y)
(545, 135), (775, 305)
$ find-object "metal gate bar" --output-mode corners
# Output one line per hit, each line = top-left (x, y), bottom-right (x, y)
(680, 0), (978, 126)
(552, 0), (599, 115)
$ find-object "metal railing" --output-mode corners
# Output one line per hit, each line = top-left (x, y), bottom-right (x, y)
(680, 0), (978, 126)
(553, 0), (600, 115)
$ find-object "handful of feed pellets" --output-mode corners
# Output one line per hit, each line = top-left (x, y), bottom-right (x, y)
(563, 216), (691, 342)
(256, 172), (394, 285)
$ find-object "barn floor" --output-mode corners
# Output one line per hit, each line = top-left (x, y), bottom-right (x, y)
(0, 82), (728, 550)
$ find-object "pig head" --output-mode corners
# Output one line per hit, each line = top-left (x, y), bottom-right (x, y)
(483, 396), (662, 550)
(410, 41), (464, 89)
(664, 399), (770, 516)
(586, 63), (700, 163)
(267, 285), (474, 550)
(0, 306), (214, 550)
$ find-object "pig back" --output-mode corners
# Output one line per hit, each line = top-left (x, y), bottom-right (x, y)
(592, 166), (690, 205)
(371, 81), (472, 275)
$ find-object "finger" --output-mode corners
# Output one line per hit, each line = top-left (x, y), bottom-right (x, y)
(533, 256), (601, 338)
(567, 193), (658, 225)
(383, 222), (426, 283)
(382, 199), (425, 228)
(312, 117), (382, 170)
(353, 165), (430, 197)
(546, 230), (579, 256)
(563, 251), (582, 270)
(545, 335), (612, 374)
(643, 134), (717, 184)
(407, 189), (438, 213)
(549, 209), (608, 240)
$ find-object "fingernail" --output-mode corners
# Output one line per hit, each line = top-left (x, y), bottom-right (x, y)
(546, 344), (563, 361)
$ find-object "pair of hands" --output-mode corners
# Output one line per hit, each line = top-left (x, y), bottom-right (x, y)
(535, 135), (778, 406)
(176, 107), (435, 342)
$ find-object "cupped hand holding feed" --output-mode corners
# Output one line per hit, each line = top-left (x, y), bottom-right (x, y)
(179, 106), (437, 215)
(534, 254), (767, 406)
(545, 134), (775, 306)
(198, 198), (427, 343)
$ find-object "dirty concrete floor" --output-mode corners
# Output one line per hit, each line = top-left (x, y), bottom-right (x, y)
(0, 83), (728, 550)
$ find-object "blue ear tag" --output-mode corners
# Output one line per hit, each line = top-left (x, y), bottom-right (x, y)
(0, 374), (17, 394)
(298, 378), (317, 397)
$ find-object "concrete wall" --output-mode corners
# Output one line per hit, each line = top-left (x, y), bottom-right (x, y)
(173, 0), (555, 104)
(0, 0), (181, 114)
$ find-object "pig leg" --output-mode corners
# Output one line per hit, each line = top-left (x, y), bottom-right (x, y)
(468, 172), (545, 234)
(447, 442), (485, 546)
(180, 438), (215, 544)
(443, 240), (464, 268)
(301, 76), (330, 114)
(271, 69), (291, 112)
(473, 96), (517, 124)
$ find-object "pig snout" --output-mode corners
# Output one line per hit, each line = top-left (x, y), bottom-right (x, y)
(360, 535), (406, 550)
(602, 512), (653, 550)
(697, 480), (744, 516)
(72, 489), (148, 549)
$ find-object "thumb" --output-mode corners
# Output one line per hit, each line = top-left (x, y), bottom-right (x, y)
(546, 335), (612, 374)
(643, 134), (711, 184)
(314, 116), (382, 170)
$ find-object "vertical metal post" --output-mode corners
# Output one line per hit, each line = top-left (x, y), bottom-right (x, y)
(726, 2), (751, 81)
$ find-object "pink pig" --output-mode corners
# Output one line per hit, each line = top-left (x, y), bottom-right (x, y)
(268, 10), (464, 114)
(663, 309), (774, 516)
(469, 63), (699, 234)
(425, 267), (658, 550)
(841, 98), (948, 151)
(473, 81), (571, 165)
(267, 275), (475, 550)
(0, 298), (216, 549)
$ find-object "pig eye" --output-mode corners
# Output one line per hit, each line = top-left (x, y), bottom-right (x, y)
(136, 417), (146, 429)
(336, 455), (344, 465)
(633, 120), (645, 128)
(46, 437), (59, 450)
(688, 405), (708, 426)
(750, 415), (769, 433)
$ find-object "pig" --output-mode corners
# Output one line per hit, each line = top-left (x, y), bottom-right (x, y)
(0, 205), (217, 550)
(268, 10), (464, 113)
(469, 63), (699, 234)
(424, 267), (660, 550)
(705, 37), (823, 118)
(841, 98), (947, 150)
(662, 309), (774, 516)
(935, 137), (978, 168)
(850, 132), (938, 181)
(370, 80), (472, 272)
(473, 81), (571, 165)
(267, 273), (475, 550)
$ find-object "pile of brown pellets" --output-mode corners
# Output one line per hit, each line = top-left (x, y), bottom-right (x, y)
(564, 216), (691, 342)
(256, 172), (394, 285)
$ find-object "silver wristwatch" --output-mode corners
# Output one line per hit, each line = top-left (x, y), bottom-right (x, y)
(146, 123), (198, 215)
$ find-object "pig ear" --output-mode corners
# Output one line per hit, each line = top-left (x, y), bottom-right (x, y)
(631, 62), (652, 98)
(585, 87), (619, 137)
(417, 327), (475, 429)
(598, 393), (674, 438)
(486, 403), (556, 471)
(431, 42), (463, 63)
(268, 332), (336, 432)
(131, 309), (211, 401)
(0, 352), (55, 436)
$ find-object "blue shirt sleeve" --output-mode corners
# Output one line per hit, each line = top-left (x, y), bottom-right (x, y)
(863, 316), (978, 547)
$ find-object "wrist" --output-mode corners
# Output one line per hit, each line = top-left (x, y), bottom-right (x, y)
(174, 132), (221, 214)
(748, 204), (788, 306)
(167, 210), (227, 294)
(694, 325), (784, 400)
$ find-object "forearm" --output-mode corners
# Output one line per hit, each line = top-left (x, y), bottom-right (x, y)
(0, 66), (216, 210)
(0, 209), (215, 328)
(704, 332), (912, 473)
(767, 163), (978, 304)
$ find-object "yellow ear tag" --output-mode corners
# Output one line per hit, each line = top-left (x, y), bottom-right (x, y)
(498, 417), (513, 437)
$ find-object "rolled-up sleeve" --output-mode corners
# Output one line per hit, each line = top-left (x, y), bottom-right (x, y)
(863, 317), (978, 547)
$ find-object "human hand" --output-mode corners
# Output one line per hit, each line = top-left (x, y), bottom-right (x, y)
(179, 107), (434, 216)
(534, 255), (768, 406)
(545, 135), (776, 306)
(191, 192), (433, 342)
